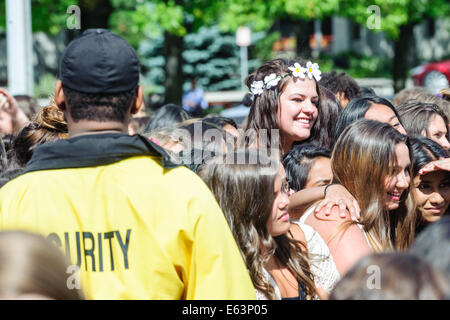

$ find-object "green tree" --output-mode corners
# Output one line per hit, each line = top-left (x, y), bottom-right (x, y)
(1, 0), (115, 35)
(139, 25), (265, 96)
(0, 0), (74, 34)
(217, 0), (340, 58)
(110, 0), (231, 104)
(340, 0), (450, 92)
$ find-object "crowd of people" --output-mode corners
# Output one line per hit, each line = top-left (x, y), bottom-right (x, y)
(0, 28), (449, 300)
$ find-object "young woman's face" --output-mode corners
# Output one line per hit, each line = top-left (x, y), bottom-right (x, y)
(413, 170), (450, 223)
(427, 115), (450, 150)
(278, 77), (319, 146)
(364, 103), (407, 135)
(267, 164), (291, 237)
(0, 109), (13, 135)
(384, 143), (411, 210)
(304, 156), (333, 189)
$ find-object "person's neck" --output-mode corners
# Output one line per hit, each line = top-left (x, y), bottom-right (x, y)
(281, 137), (294, 155)
(68, 120), (128, 138)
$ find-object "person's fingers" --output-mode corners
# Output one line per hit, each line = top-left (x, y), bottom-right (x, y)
(419, 164), (438, 175)
(338, 199), (346, 218)
(324, 201), (334, 215)
(419, 159), (450, 175)
(420, 162), (436, 171)
(434, 160), (450, 171)
(0, 88), (17, 113)
(315, 200), (325, 212)
(0, 93), (8, 109)
(353, 199), (361, 220)
(347, 201), (356, 220)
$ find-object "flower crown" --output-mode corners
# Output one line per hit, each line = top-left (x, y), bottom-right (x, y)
(250, 61), (321, 96)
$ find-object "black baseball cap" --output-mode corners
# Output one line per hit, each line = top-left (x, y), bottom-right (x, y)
(59, 29), (140, 94)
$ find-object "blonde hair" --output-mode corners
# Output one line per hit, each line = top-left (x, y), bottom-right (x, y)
(0, 231), (84, 300)
(439, 88), (450, 102)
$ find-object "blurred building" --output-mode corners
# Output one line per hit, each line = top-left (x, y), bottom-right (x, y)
(271, 17), (449, 64)
(331, 17), (450, 62)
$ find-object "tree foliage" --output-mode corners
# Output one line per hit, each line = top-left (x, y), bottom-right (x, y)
(0, 0), (74, 34)
(139, 25), (267, 94)
(340, 0), (450, 39)
(216, 0), (340, 32)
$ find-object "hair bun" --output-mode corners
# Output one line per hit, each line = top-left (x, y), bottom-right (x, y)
(34, 104), (67, 133)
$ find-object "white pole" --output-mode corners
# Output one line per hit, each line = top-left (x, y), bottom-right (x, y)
(6, 0), (34, 96)
(240, 46), (248, 89)
(236, 26), (251, 90)
(314, 19), (322, 57)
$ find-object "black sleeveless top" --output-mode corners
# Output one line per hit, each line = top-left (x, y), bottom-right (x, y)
(281, 281), (307, 300)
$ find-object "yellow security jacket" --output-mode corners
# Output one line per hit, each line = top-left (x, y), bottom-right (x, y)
(0, 133), (256, 300)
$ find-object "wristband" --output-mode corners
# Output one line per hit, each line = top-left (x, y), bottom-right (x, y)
(323, 182), (341, 198)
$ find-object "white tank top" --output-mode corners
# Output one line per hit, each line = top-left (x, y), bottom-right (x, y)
(299, 205), (373, 250)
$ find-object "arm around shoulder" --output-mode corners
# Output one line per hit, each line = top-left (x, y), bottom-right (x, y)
(304, 206), (372, 276)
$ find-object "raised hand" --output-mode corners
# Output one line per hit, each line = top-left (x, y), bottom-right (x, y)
(314, 184), (360, 221)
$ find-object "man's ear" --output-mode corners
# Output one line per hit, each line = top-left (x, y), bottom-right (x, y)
(54, 81), (66, 112)
(130, 86), (144, 115)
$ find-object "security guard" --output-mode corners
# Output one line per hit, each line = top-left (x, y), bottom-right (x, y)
(0, 29), (255, 300)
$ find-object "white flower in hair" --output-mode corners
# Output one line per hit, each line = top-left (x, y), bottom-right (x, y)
(305, 61), (321, 81)
(288, 62), (306, 79)
(264, 73), (282, 89)
(250, 80), (264, 95)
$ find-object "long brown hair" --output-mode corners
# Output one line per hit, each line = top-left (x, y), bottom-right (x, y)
(242, 58), (322, 153)
(330, 119), (417, 251)
(199, 151), (316, 299)
(0, 231), (84, 299)
(396, 101), (449, 138)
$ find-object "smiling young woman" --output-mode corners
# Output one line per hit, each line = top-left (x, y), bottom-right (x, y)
(408, 135), (450, 235)
(300, 119), (417, 275)
(333, 96), (407, 147)
(242, 59), (363, 223)
(396, 101), (450, 150)
(242, 58), (323, 155)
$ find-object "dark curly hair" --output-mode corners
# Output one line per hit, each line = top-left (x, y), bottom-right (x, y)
(62, 85), (137, 122)
(319, 71), (361, 105)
